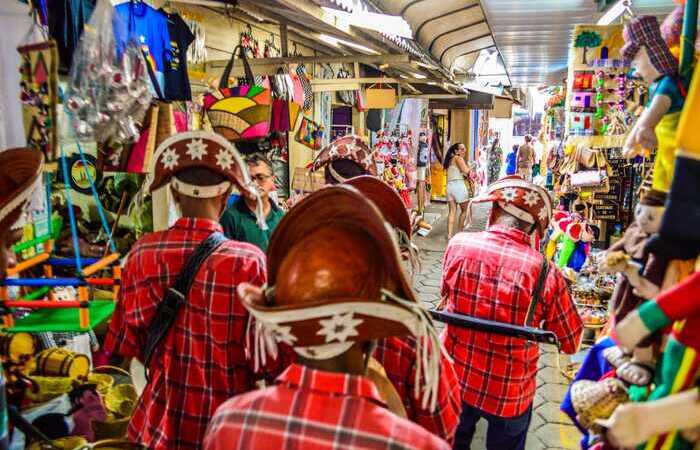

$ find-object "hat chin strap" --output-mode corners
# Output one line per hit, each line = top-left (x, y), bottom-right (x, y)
(170, 179), (231, 198)
(328, 162), (348, 183)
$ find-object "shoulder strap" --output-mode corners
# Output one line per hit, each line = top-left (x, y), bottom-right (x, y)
(524, 257), (550, 327)
(142, 232), (228, 377)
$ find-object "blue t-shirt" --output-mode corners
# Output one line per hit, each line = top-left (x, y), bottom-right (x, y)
(115, 2), (171, 72)
(649, 75), (689, 113)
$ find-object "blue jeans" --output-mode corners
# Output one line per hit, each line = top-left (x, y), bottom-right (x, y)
(453, 402), (533, 450)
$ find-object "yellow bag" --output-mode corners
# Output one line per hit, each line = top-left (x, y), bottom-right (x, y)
(364, 84), (396, 109)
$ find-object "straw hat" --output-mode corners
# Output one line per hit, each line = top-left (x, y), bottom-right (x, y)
(0, 148), (44, 232)
(238, 186), (443, 410)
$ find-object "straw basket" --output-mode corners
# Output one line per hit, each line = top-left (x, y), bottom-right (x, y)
(103, 384), (137, 417)
(571, 378), (628, 431)
(27, 436), (87, 450)
(79, 439), (147, 450)
(91, 415), (131, 441)
(87, 373), (114, 396)
(26, 375), (74, 403)
(35, 348), (90, 378)
(0, 332), (36, 362)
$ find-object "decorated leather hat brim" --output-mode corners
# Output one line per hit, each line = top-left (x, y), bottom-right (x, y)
(343, 175), (412, 239)
(309, 135), (375, 174)
(0, 148), (43, 232)
(147, 130), (255, 198)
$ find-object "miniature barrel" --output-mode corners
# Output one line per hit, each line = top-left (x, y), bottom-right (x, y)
(35, 348), (90, 378)
(0, 332), (35, 362)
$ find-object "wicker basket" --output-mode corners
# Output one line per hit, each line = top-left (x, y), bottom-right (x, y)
(26, 375), (74, 403)
(91, 415), (130, 441)
(571, 378), (628, 430)
(87, 373), (114, 396)
(103, 384), (137, 417)
(27, 436), (87, 450)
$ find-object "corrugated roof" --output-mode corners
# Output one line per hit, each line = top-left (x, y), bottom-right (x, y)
(480, 0), (677, 86)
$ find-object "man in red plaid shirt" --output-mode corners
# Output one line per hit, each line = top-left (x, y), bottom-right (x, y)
(441, 176), (583, 450)
(105, 131), (272, 449)
(205, 186), (451, 450)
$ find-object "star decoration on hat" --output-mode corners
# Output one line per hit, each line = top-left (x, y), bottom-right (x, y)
(186, 138), (208, 160)
(522, 191), (540, 207)
(317, 312), (364, 343)
(538, 208), (549, 221)
(501, 187), (519, 203)
(267, 324), (297, 346)
(160, 147), (180, 170)
(215, 148), (234, 170)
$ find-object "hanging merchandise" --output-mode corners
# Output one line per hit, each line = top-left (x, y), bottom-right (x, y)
(365, 83), (397, 109)
(297, 63), (313, 111)
(65, 0), (153, 143)
(270, 99), (291, 133)
(47, 0), (96, 74)
(18, 38), (59, 162)
(184, 14), (206, 65)
(295, 116), (324, 150)
(162, 11), (195, 101)
(115, 1), (172, 92)
(336, 66), (356, 106)
(202, 45), (271, 142)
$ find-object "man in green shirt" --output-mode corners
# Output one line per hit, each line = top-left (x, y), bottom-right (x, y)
(220, 153), (284, 251)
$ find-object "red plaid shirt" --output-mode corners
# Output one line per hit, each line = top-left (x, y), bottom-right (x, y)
(105, 218), (267, 449)
(204, 364), (451, 450)
(373, 336), (461, 443)
(440, 225), (582, 417)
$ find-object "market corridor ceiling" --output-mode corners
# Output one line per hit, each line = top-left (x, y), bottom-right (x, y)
(479, 0), (676, 86)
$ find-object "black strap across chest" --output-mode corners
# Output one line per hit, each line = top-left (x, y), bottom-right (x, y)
(142, 232), (228, 377)
(524, 258), (550, 328)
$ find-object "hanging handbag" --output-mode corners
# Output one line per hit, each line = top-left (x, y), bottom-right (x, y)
(365, 83), (397, 109)
(270, 98), (291, 133)
(202, 45), (271, 141)
(288, 100), (302, 132)
(272, 68), (290, 100)
(296, 63), (313, 110)
(295, 116), (323, 150)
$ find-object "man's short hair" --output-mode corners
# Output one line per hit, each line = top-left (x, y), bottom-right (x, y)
(174, 167), (226, 186)
(245, 153), (273, 173)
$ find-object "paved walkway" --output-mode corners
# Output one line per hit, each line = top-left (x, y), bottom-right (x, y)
(413, 202), (579, 450)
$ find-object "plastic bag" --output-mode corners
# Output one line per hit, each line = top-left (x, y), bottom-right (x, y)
(64, 0), (152, 143)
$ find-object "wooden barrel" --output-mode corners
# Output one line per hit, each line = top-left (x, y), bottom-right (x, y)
(35, 348), (90, 378)
(0, 332), (35, 362)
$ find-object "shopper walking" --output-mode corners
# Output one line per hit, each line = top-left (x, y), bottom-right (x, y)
(516, 135), (536, 181)
(486, 138), (503, 185)
(205, 186), (452, 450)
(444, 143), (471, 239)
(105, 132), (273, 450)
(441, 176), (583, 450)
(220, 153), (284, 251)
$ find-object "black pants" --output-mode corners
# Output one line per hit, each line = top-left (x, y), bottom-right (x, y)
(453, 402), (533, 450)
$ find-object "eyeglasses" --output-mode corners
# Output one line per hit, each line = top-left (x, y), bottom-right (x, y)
(251, 174), (273, 182)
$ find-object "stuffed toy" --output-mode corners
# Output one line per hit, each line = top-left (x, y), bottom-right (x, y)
(621, 16), (686, 194)
(613, 269), (700, 450)
(546, 210), (594, 272)
(599, 189), (669, 387)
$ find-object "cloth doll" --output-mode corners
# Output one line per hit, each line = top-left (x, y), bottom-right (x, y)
(621, 16), (686, 194)
(599, 189), (669, 387)
(546, 210), (594, 272)
(614, 270), (700, 450)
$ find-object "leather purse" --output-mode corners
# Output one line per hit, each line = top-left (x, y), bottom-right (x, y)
(202, 46), (271, 141)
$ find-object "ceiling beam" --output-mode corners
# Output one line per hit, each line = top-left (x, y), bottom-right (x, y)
(414, 3), (480, 42)
(208, 54), (410, 68)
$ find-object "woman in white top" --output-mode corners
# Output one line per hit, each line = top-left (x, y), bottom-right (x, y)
(444, 143), (471, 239)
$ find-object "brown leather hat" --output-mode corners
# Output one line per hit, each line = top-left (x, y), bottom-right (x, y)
(309, 135), (376, 177)
(238, 186), (442, 409)
(0, 148), (44, 233)
(344, 175), (411, 240)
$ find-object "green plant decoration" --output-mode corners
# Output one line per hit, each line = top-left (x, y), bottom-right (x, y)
(575, 31), (603, 65)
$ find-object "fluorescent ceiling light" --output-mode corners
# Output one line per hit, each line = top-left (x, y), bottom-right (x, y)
(412, 73), (427, 79)
(318, 34), (380, 54)
(322, 7), (413, 39)
(597, 0), (630, 25)
(416, 62), (437, 70)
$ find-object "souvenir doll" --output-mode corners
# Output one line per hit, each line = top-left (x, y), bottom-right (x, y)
(621, 16), (686, 194)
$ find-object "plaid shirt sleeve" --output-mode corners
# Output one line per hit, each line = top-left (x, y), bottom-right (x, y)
(104, 250), (143, 360)
(374, 336), (462, 443)
(542, 268), (583, 354)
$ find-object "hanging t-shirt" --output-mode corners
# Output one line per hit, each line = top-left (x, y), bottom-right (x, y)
(115, 2), (171, 73)
(162, 11), (194, 101)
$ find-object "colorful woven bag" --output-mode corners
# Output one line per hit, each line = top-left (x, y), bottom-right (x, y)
(295, 116), (323, 150)
(203, 46), (271, 141)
